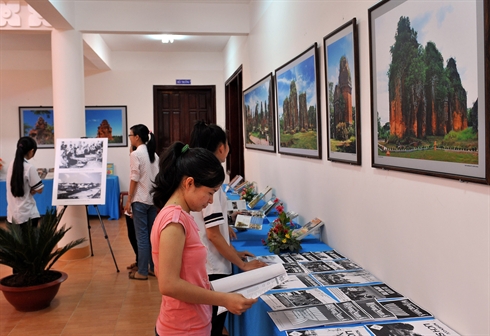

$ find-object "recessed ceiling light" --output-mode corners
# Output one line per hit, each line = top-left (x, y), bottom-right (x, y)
(161, 34), (174, 43)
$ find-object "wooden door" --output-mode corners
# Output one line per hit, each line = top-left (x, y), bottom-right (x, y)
(225, 66), (244, 179)
(153, 85), (216, 155)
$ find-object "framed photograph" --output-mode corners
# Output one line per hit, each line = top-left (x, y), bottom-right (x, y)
(19, 106), (55, 148)
(243, 73), (276, 152)
(369, 0), (489, 183)
(324, 18), (361, 165)
(275, 43), (322, 159)
(85, 106), (128, 147)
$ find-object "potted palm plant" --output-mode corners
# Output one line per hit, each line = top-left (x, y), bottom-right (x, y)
(0, 209), (86, 311)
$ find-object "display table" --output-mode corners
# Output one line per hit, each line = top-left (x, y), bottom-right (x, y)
(0, 175), (120, 220)
(229, 225), (334, 336)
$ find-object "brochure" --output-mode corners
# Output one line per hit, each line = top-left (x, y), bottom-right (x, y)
(227, 199), (247, 211)
(378, 298), (432, 319)
(267, 303), (355, 331)
(210, 263), (287, 314)
(306, 250), (346, 261)
(248, 185), (273, 208)
(311, 271), (380, 286)
(292, 218), (325, 240)
(225, 174), (243, 192)
(271, 274), (321, 290)
(353, 299), (396, 320)
(234, 214), (263, 230)
(286, 326), (372, 336)
(328, 284), (404, 302)
(261, 288), (336, 311)
(37, 168), (48, 179)
(258, 198), (281, 217)
(365, 318), (461, 336)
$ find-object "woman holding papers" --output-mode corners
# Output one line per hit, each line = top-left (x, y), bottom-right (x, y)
(190, 121), (267, 336)
(150, 142), (257, 336)
(6, 136), (44, 227)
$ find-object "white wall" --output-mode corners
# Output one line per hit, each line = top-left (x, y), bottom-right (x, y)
(223, 1), (489, 334)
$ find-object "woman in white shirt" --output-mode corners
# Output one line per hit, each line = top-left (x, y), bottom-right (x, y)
(124, 124), (159, 280)
(6, 137), (44, 227)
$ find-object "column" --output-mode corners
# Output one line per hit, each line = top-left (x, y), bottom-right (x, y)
(51, 29), (90, 259)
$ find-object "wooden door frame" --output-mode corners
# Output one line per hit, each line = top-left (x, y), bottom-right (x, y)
(225, 66), (244, 179)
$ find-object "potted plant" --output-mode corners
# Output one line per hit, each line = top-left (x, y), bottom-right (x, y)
(262, 204), (302, 254)
(0, 209), (86, 311)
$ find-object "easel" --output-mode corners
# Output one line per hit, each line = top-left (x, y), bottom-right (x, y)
(58, 205), (120, 272)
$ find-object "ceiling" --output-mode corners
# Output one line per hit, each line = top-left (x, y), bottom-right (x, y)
(0, 31), (231, 53)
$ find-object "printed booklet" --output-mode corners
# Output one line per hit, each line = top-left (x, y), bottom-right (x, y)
(210, 263), (287, 314)
(261, 288), (336, 311)
(328, 284), (404, 302)
(271, 274), (321, 290)
(234, 214), (263, 230)
(286, 326), (372, 336)
(378, 299), (432, 319)
(224, 174), (243, 192)
(292, 218), (325, 240)
(300, 259), (362, 273)
(311, 271), (380, 286)
(365, 318), (461, 336)
(227, 199), (247, 211)
(268, 303), (355, 331)
(268, 299), (396, 331)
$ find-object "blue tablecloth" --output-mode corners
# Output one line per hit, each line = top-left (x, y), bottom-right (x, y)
(229, 224), (332, 336)
(0, 175), (120, 220)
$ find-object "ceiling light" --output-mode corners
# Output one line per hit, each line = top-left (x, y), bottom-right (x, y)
(161, 35), (174, 43)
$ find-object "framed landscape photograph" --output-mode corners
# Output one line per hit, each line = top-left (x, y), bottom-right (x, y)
(85, 106), (128, 147)
(19, 106), (55, 148)
(369, 0), (489, 183)
(324, 18), (361, 165)
(243, 73), (276, 152)
(275, 43), (322, 159)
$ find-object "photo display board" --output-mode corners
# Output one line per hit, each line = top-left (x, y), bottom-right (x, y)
(52, 138), (108, 206)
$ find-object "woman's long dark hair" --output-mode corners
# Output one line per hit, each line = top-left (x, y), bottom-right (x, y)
(152, 141), (225, 209)
(189, 121), (227, 153)
(10, 137), (37, 197)
(130, 124), (156, 163)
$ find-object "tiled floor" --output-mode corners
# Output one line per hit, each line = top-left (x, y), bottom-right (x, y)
(0, 217), (161, 336)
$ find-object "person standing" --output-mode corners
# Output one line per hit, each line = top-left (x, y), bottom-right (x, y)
(150, 141), (257, 336)
(124, 124), (159, 280)
(6, 137), (44, 227)
(190, 121), (267, 336)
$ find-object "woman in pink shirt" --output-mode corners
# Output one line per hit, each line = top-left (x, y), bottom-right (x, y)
(150, 142), (257, 336)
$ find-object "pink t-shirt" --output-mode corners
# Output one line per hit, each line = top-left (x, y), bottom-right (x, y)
(151, 205), (212, 336)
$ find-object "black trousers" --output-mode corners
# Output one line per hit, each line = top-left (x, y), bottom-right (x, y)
(125, 215), (138, 263)
(209, 273), (230, 336)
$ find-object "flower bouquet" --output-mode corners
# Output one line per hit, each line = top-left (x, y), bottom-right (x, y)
(240, 183), (257, 203)
(262, 204), (302, 254)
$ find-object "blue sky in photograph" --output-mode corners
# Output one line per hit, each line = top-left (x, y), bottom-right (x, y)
(374, 1), (479, 124)
(276, 55), (316, 118)
(326, 32), (355, 107)
(22, 109), (54, 134)
(244, 79), (270, 115)
(85, 108), (123, 137)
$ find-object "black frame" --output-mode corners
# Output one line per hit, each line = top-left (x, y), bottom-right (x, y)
(323, 18), (361, 165)
(19, 106), (55, 148)
(243, 73), (276, 153)
(369, 0), (489, 183)
(85, 106), (128, 147)
(274, 43), (322, 159)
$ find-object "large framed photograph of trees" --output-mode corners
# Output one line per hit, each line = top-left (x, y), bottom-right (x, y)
(324, 18), (361, 165)
(275, 43), (322, 159)
(369, 0), (489, 183)
(243, 73), (276, 152)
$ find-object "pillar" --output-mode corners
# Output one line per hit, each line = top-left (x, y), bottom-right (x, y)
(51, 29), (91, 259)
